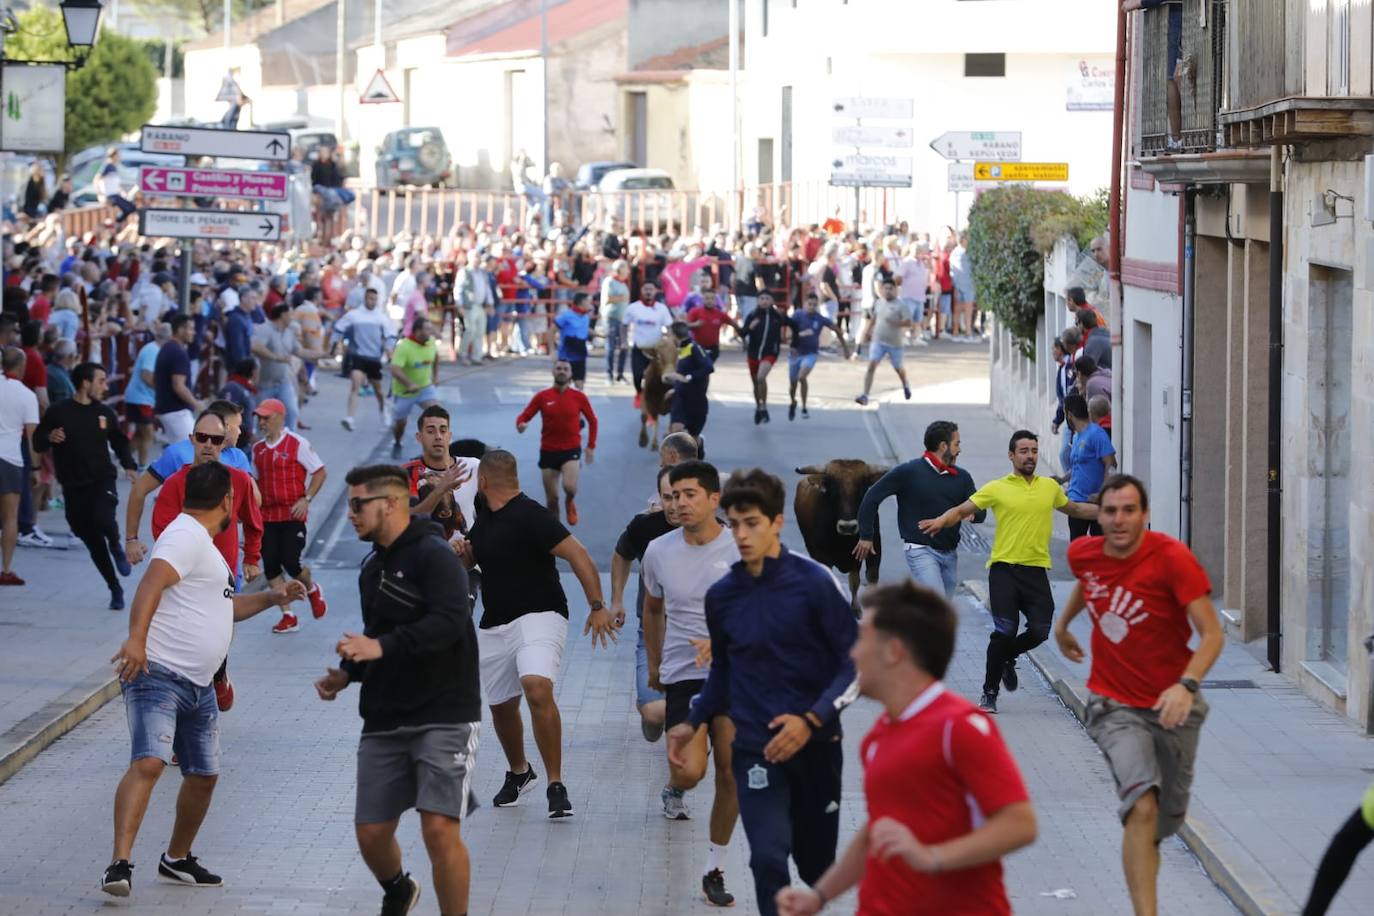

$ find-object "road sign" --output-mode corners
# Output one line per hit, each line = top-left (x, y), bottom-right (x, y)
(1, 64), (65, 153)
(831, 97), (913, 120)
(948, 162), (975, 193)
(928, 131), (1022, 162)
(361, 69), (400, 105)
(215, 73), (242, 103)
(139, 208), (282, 241)
(140, 166), (289, 201)
(140, 124), (290, 162)
(829, 155), (912, 189)
(831, 124), (913, 148)
(973, 161), (1070, 182)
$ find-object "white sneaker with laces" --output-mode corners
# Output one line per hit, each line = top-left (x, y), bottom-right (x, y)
(341, 416), (355, 431)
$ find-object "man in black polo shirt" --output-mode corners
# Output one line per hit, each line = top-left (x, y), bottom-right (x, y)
(459, 449), (614, 819)
(854, 420), (985, 597)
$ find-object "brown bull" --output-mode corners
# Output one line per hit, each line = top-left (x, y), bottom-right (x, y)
(794, 459), (887, 609)
(638, 335), (679, 450)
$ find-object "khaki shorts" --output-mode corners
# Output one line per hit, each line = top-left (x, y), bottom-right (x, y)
(1084, 692), (1208, 840)
(355, 723), (480, 824)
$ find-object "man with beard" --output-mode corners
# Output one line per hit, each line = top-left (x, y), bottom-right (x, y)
(402, 405), (480, 602)
(515, 360), (597, 526)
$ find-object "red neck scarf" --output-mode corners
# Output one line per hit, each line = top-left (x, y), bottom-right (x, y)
(923, 450), (955, 475)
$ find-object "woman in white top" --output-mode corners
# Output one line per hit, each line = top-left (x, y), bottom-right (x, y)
(96, 148), (137, 223)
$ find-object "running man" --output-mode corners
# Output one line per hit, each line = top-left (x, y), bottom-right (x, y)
(459, 449), (615, 819)
(515, 360), (598, 526)
(787, 291), (849, 420)
(402, 404), (479, 558)
(623, 281), (674, 407)
(553, 292), (595, 389)
(664, 321), (714, 443)
(250, 398), (328, 635)
(643, 460), (741, 907)
(331, 286), (395, 432)
(855, 279), (912, 406)
(668, 469), (858, 916)
(315, 464), (481, 916)
(919, 430), (1099, 714)
(742, 291), (788, 424)
(776, 582), (1038, 916)
(1055, 475), (1222, 916)
(685, 288), (740, 363)
(388, 316), (439, 458)
(854, 420), (983, 598)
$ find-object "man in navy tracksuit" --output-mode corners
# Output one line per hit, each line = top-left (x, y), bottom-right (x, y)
(665, 320), (713, 441)
(668, 468), (857, 916)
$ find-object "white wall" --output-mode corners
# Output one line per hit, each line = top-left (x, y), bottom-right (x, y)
(184, 46), (264, 124)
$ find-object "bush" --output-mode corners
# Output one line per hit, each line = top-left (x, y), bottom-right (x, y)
(966, 186), (1107, 359)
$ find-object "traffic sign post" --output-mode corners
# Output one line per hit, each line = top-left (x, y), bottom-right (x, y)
(929, 131), (1022, 162)
(140, 166), (289, 201)
(831, 97), (915, 227)
(360, 69), (400, 105)
(829, 155), (913, 189)
(139, 209), (283, 242)
(947, 162), (975, 193)
(140, 124), (290, 161)
(973, 162), (1070, 182)
(831, 124), (913, 148)
(832, 97), (914, 120)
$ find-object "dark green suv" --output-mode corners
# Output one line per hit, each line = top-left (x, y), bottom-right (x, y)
(375, 127), (452, 188)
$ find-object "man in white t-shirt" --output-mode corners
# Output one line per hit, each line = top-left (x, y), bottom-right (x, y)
(102, 462), (304, 899)
(0, 346), (39, 586)
(642, 459), (741, 907)
(622, 282), (674, 399)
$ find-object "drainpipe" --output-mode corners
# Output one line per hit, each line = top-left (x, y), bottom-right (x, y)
(1267, 144), (1283, 673)
(1108, 0), (1127, 447)
(1179, 189), (1195, 545)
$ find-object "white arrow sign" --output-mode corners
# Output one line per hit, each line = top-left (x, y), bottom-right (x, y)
(928, 131), (1022, 162)
(140, 124), (291, 162)
(948, 162), (975, 193)
(829, 155), (912, 189)
(832, 124), (913, 148)
(139, 208), (282, 241)
(831, 97), (913, 120)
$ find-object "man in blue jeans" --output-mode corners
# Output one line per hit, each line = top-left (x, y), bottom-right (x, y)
(103, 462), (303, 899)
(853, 420), (984, 597)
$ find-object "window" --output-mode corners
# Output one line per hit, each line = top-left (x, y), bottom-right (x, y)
(964, 53), (1006, 78)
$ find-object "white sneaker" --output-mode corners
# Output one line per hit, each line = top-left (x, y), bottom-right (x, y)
(661, 786), (691, 820)
(341, 416), (355, 431)
(19, 528), (60, 549)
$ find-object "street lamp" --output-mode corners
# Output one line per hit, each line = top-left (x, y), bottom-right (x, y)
(59, 0), (103, 48)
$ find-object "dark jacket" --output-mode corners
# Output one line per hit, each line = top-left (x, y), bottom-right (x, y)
(1082, 326), (1111, 369)
(223, 307), (254, 370)
(690, 547), (858, 752)
(342, 518), (480, 732)
(33, 397), (135, 487)
(857, 457), (984, 550)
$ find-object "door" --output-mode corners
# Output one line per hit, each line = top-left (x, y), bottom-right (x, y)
(627, 91), (647, 166)
(758, 138), (774, 184)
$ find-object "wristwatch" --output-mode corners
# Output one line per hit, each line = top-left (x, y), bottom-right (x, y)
(590, 600), (605, 612)
(1179, 677), (1200, 694)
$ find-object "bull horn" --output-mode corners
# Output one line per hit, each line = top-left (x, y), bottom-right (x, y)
(795, 465), (823, 475)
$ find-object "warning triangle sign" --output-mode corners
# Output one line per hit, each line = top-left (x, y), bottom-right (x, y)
(360, 69), (400, 105)
(216, 72), (242, 103)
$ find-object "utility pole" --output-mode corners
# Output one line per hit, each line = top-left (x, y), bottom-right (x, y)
(539, 0), (549, 174)
(223, 0), (229, 50)
(728, 0), (738, 231)
(374, 0), (381, 51)
(336, 0), (346, 141)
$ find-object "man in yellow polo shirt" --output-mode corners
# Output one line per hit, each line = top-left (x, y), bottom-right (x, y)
(919, 429), (1098, 714)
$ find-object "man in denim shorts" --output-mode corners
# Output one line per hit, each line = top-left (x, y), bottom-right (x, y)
(103, 462), (303, 899)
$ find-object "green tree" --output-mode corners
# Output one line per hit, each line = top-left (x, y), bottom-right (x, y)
(4, 7), (158, 167)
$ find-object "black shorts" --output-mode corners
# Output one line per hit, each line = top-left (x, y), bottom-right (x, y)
(664, 679), (706, 730)
(350, 355), (383, 382)
(567, 359), (586, 382)
(669, 397), (708, 437)
(538, 448), (581, 471)
(125, 402), (155, 426)
(261, 520), (306, 580)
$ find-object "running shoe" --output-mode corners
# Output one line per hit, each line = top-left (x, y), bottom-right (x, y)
(100, 859), (133, 897)
(112, 544), (132, 577)
(272, 613), (299, 634)
(978, 691), (998, 714)
(493, 765), (538, 807)
(307, 583), (328, 619)
(702, 869), (735, 907)
(380, 874), (421, 916)
(390, 441), (402, 458)
(18, 528), (58, 549)
(641, 717), (664, 743)
(1002, 660), (1019, 693)
(0, 571), (24, 586)
(547, 781), (574, 818)
(904, 386), (912, 400)
(566, 498), (579, 526)
(341, 416), (355, 431)
(158, 852), (223, 887)
(361, 383), (375, 396)
(854, 394), (869, 406)
(788, 402), (797, 421)
(801, 406), (810, 419)
(634, 392), (642, 409)
(762, 409), (771, 424)
(661, 785), (691, 821)
(753, 408), (763, 425)
(109, 588), (125, 611)
(214, 671), (235, 712)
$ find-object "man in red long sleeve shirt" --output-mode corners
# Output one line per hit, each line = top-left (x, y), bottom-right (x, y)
(516, 360), (597, 526)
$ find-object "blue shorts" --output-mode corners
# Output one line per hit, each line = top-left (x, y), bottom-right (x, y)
(390, 385), (439, 423)
(122, 662), (220, 776)
(788, 351), (818, 381)
(938, 292), (953, 316)
(868, 341), (905, 367)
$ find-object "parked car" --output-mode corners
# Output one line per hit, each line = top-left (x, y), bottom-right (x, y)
(375, 127), (451, 188)
(289, 128), (338, 163)
(67, 142), (185, 207)
(595, 167), (677, 221)
(574, 160), (636, 191)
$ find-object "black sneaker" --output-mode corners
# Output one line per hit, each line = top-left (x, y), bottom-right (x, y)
(493, 765), (537, 807)
(702, 868), (735, 907)
(788, 402), (797, 421)
(978, 691), (998, 714)
(101, 859), (132, 897)
(753, 408), (763, 425)
(380, 873), (421, 916)
(390, 441), (403, 458)
(762, 409), (771, 424)
(1002, 660), (1019, 693)
(547, 780), (574, 818)
(158, 852), (223, 887)
(801, 406), (810, 419)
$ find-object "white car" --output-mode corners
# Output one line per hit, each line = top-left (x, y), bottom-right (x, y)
(595, 168), (677, 224)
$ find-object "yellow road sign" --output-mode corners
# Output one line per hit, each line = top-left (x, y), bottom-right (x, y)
(973, 162), (1070, 182)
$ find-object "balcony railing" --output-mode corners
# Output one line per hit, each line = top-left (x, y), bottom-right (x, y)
(1139, 0), (1227, 156)
(1225, 0), (1289, 114)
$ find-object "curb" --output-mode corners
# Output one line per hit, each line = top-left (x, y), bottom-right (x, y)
(961, 578), (1290, 916)
(0, 665), (119, 787)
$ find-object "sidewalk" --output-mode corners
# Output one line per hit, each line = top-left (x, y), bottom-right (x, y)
(876, 400), (1374, 916)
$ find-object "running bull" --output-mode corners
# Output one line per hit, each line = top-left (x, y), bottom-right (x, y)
(794, 460), (886, 610)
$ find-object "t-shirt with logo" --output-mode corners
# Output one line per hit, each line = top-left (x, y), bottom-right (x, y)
(251, 430), (323, 523)
(145, 513), (236, 687)
(641, 526), (740, 685)
(623, 300), (674, 348)
(858, 684), (1028, 916)
(1067, 531), (1212, 708)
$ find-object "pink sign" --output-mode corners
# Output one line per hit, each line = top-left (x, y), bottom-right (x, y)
(139, 166), (289, 202)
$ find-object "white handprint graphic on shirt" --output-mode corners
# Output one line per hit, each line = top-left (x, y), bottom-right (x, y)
(1083, 575), (1149, 644)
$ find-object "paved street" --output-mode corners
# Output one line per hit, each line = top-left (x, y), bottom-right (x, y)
(0, 342), (1249, 914)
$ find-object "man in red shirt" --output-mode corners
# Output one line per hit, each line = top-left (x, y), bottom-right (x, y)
(777, 581), (1037, 916)
(250, 399), (328, 635)
(516, 360), (597, 526)
(1056, 474), (1223, 916)
(685, 291), (740, 363)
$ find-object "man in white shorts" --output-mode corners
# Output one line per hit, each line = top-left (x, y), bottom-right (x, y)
(459, 449), (616, 818)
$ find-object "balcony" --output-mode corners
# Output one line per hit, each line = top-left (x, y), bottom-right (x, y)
(1139, 0), (1226, 156)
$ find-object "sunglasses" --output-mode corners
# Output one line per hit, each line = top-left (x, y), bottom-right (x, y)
(193, 432), (226, 445)
(348, 494), (391, 514)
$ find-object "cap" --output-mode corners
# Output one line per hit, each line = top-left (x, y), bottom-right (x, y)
(152, 271), (173, 285)
(253, 398), (286, 418)
(189, 272), (209, 285)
